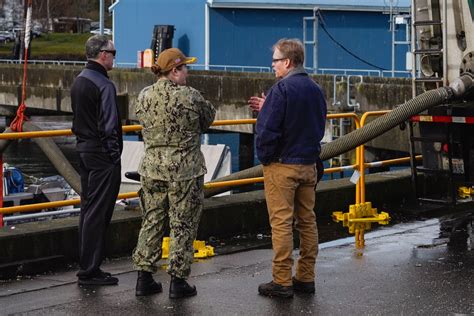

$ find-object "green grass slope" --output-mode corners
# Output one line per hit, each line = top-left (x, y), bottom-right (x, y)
(0, 33), (103, 60)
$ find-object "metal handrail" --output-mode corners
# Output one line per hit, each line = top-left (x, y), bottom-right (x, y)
(0, 59), (87, 66)
(0, 155), (421, 215)
(0, 60), (412, 77)
(0, 113), (414, 216)
(0, 192), (137, 215)
(316, 68), (382, 77)
(328, 113), (361, 203)
(0, 119), (258, 140)
(0, 114), (357, 215)
(358, 110), (391, 203)
(190, 64), (272, 73)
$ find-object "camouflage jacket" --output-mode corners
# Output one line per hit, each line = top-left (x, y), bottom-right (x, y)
(135, 78), (216, 181)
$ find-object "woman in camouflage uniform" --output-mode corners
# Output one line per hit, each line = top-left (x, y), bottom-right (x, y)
(132, 48), (216, 298)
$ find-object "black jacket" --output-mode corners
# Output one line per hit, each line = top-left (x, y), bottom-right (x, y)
(71, 61), (123, 164)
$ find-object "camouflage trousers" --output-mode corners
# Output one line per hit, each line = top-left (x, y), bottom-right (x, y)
(132, 176), (204, 279)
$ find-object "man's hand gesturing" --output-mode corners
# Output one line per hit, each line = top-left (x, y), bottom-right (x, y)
(248, 92), (266, 112)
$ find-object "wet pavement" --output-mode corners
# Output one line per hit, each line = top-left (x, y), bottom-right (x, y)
(1, 210), (473, 315)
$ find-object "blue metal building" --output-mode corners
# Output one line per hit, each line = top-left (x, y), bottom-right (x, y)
(110, 0), (411, 75)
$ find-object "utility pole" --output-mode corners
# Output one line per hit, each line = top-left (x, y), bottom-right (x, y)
(99, 0), (104, 35)
(46, 0), (52, 32)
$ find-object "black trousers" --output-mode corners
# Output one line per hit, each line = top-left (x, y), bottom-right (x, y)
(77, 152), (121, 278)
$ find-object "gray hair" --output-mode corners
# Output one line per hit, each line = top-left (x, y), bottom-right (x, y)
(85, 35), (111, 59)
(273, 38), (305, 67)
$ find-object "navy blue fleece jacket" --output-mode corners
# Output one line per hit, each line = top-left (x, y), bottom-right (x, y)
(256, 70), (327, 165)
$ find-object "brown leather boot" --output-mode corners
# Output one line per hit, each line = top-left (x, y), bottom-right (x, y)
(292, 277), (315, 293)
(258, 281), (293, 298)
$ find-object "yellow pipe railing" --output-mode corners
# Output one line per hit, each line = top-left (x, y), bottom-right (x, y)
(0, 119), (259, 140)
(1, 116), (365, 140)
(0, 192), (138, 215)
(0, 113), (416, 217)
(365, 155), (422, 168)
(0, 155), (419, 215)
(358, 111), (390, 203)
(320, 155), (422, 175)
(0, 129), (73, 140)
(327, 113), (361, 203)
(203, 177), (263, 189)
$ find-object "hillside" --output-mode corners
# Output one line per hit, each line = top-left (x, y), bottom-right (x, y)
(0, 33), (107, 60)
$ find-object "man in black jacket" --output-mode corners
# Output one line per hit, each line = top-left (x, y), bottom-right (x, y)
(71, 35), (123, 286)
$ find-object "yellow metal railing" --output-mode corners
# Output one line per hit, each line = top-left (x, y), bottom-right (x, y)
(358, 111), (390, 203)
(0, 112), (421, 249)
(0, 119), (259, 140)
(331, 110), (424, 248)
(0, 114), (359, 215)
(333, 110), (392, 248)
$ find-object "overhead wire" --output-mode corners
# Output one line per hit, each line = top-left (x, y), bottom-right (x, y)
(315, 10), (388, 71)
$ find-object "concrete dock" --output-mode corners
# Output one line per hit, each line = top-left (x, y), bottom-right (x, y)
(0, 169), (414, 272)
(1, 210), (473, 315)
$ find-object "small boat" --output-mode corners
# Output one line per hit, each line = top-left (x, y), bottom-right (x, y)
(3, 166), (71, 208)
(1, 142), (232, 225)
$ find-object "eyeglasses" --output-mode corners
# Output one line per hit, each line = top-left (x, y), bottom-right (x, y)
(101, 50), (116, 57)
(272, 57), (287, 63)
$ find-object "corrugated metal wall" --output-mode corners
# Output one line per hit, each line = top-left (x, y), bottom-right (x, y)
(113, 0), (206, 66)
(210, 8), (409, 72)
(113, 1), (409, 73)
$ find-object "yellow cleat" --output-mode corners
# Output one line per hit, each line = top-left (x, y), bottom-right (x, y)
(161, 237), (215, 259)
(332, 202), (391, 248)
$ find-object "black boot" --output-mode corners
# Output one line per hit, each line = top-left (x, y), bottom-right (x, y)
(135, 271), (163, 296)
(258, 281), (293, 298)
(169, 276), (197, 299)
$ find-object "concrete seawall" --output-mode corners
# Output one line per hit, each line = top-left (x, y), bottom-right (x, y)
(0, 65), (412, 114)
(0, 169), (413, 277)
(0, 64), (416, 153)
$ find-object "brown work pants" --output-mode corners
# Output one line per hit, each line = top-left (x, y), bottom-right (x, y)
(263, 163), (318, 286)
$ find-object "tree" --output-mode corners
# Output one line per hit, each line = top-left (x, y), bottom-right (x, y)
(31, 0), (112, 30)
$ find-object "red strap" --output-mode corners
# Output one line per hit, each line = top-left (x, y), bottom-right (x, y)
(9, 102), (28, 132)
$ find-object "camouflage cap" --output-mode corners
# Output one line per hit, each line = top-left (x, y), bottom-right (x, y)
(157, 48), (197, 72)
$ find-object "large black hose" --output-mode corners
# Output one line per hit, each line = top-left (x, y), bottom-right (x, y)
(204, 86), (455, 197)
(320, 87), (452, 160)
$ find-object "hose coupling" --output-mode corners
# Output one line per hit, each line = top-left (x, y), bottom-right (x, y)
(449, 74), (474, 98)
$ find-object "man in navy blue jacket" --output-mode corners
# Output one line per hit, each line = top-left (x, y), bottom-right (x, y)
(71, 35), (123, 286)
(249, 38), (327, 298)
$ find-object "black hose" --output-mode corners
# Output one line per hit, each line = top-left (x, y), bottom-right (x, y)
(204, 86), (454, 197)
(320, 87), (452, 160)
